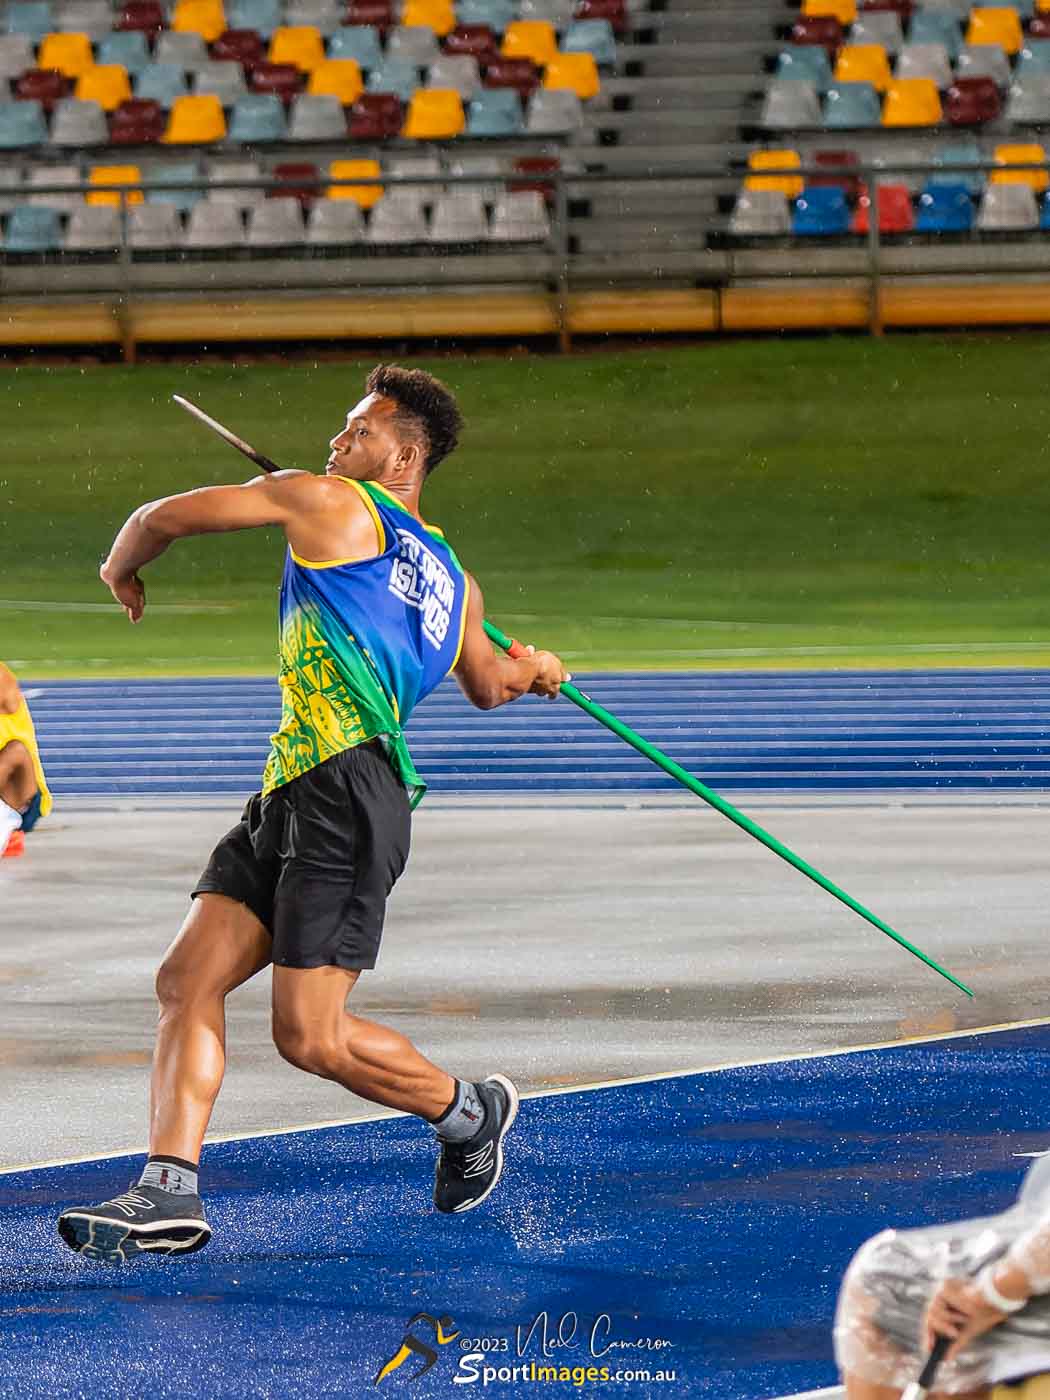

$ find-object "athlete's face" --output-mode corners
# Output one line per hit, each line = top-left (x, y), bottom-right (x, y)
(326, 394), (405, 479)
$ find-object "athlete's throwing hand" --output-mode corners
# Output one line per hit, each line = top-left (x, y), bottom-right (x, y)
(524, 644), (570, 701)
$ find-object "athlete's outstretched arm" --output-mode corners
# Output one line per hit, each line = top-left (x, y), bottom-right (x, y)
(454, 575), (567, 710)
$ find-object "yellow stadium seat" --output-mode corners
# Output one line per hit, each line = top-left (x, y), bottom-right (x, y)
(402, 87), (465, 138)
(87, 164), (144, 206)
(834, 43), (892, 92)
(269, 25), (325, 72)
(501, 19), (558, 65)
(882, 76), (942, 126)
(401, 0), (455, 35)
(746, 148), (803, 198)
(171, 0), (225, 40)
(991, 141), (1048, 190)
(966, 6), (1023, 54)
(328, 158), (382, 207)
(543, 51), (599, 99)
(75, 64), (132, 111)
(801, 0), (856, 22)
(37, 31), (93, 77)
(308, 58), (363, 104)
(163, 93), (227, 143)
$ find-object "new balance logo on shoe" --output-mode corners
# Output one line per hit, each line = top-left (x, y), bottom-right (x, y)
(464, 1140), (495, 1178)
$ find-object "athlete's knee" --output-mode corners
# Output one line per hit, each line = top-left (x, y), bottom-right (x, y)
(271, 1019), (342, 1079)
(0, 739), (29, 774)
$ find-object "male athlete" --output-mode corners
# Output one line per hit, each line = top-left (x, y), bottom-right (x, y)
(0, 662), (52, 858)
(57, 365), (568, 1263)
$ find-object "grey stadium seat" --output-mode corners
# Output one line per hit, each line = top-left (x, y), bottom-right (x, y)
(366, 191), (428, 243)
(128, 203), (182, 249)
(850, 13), (902, 55)
(64, 205), (121, 250)
(920, 0), (968, 12)
(489, 190), (550, 241)
(50, 97), (108, 146)
(386, 25), (441, 65)
(305, 198), (365, 243)
(760, 79), (821, 129)
(896, 42), (952, 89)
(1007, 75), (1050, 124)
(287, 93), (347, 140)
(54, 0), (112, 39)
(27, 163), (82, 211)
(428, 189), (488, 241)
(0, 33), (33, 77)
(183, 201), (246, 248)
(977, 183), (1039, 231)
(426, 54), (480, 98)
(518, 0), (575, 27)
(729, 188), (791, 235)
(154, 31), (210, 70)
(0, 165), (23, 212)
(206, 158), (264, 208)
(956, 43), (1012, 88)
(246, 200), (305, 245)
(447, 154), (507, 203)
(284, 0), (341, 33)
(525, 88), (582, 133)
(194, 60), (248, 104)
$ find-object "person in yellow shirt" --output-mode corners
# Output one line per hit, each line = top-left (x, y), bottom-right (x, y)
(0, 662), (52, 858)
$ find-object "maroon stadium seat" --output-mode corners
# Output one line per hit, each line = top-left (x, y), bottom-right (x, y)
(574, 0), (626, 35)
(511, 154), (558, 204)
(945, 76), (1001, 125)
(811, 148), (861, 199)
(250, 61), (302, 101)
(348, 91), (402, 137)
(1029, 14), (1050, 38)
(443, 24), (498, 59)
(790, 16), (843, 56)
(344, 0), (393, 33)
(211, 28), (265, 69)
(861, 0), (913, 17)
(116, 0), (166, 34)
(110, 96), (166, 142)
(483, 56), (539, 98)
(14, 68), (71, 112)
(270, 160), (319, 206)
(851, 182), (914, 233)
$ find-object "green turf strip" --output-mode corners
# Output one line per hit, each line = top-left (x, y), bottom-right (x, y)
(2, 336), (1049, 676)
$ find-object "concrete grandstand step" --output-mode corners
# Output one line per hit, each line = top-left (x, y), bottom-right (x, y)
(620, 40), (771, 76)
(603, 74), (760, 103)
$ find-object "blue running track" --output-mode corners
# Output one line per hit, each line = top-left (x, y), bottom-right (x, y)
(4, 1023), (1050, 1399)
(25, 668), (1050, 797)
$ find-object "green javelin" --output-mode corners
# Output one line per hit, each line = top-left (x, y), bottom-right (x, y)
(483, 619), (974, 1000)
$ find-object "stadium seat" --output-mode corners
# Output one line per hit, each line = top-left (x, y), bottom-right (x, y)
(164, 92), (228, 140)
(524, 85), (580, 129)
(285, 0), (341, 33)
(574, 0), (626, 35)
(87, 162), (143, 204)
(52, 95), (109, 142)
(38, 30), (92, 76)
(212, 28), (266, 66)
(543, 50), (598, 98)
(251, 60), (303, 98)
(835, 42), (891, 90)
(455, 0), (514, 31)
(344, 0), (393, 29)
(745, 147), (803, 197)
(956, 43), (1011, 88)
(246, 198), (303, 244)
(386, 150), (440, 205)
(115, 0), (165, 35)
(908, 10), (961, 58)
(367, 57), (419, 101)
(348, 91), (402, 135)
(402, 85), (464, 135)
(428, 53), (480, 97)
(4, 204), (62, 249)
(1041, 190), (1050, 230)
(4, 2), (53, 41)
(0, 98), (48, 145)
(991, 140), (1048, 189)
(896, 41), (951, 87)
(146, 157), (202, 208)
(14, 68), (71, 111)
(56, 0), (111, 41)
(327, 155), (381, 204)
(207, 155), (262, 204)
(172, 0), (226, 41)
(305, 196), (364, 240)
(811, 146), (861, 196)
(823, 79), (881, 125)
(489, 188), (549, 239)
(183, 199), (245, 245)
(327, 22), (382, 66)
(1018, 39), (1050, 75)
(977, 182), (1038, 228)
(128, 202), (181, 247)
(520, 0), (573, 25)
(447, 152), (503, 200)
(76, 64), (134, 111)
(562, 18), (614, 65)
(945, 75), (1001, 122)
(0, 168), (25, 214)
(386, 24), (441, 63)
(966, 7), (1022, 54)
(466, 84), (521, 132)
(851, 12), (902, 53)
(194, 59), (248, 103)
(915, 180), (973, 229)
(428, 188), (486, 239)
(802, 0), (854, 20)
(308, 56), (363, 100)
(64, 203), (121, 248)
(227, 0), (280, 32)
(402, 0), (455, 34)
(269, 158), (319, 204)
(763, 79), (822, 127)
(287, 90), (346, 135)
(0, 33), (34, 76)
(484, 56), (540, 97)
(1009, 73), (1050, 121)
(510, 152), (557, 202)
(229, 90), (287, 136)
(97, 31), (150, 75)
(851, 180), (914, 231)
(110, 95), (166, 141)
(1031, 13), (1050, 38)
(26, 163), (81, 209)
(136, 64), (190, 106)
(792, 184), (850, 233)
(444, 23), (498, 59)
(790, 15), (843, 55)
(882, 76), (941, 123)
(501, 19), (557, 64)
(366, 189), (428, 241)
(154, 32), (211, 68)
(776, 43), (832, 89)
(269, 23), (325, 69)
(930, 134), (983, 189)
(728, 188), (791, 235)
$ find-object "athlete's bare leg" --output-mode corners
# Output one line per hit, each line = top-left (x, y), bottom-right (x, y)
(150, 893), (272, 1163)
(0, 740), (36, 810)
(271, 964), (455, 1120)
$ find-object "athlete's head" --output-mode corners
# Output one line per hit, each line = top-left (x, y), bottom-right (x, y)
(326, 365), (463, 484)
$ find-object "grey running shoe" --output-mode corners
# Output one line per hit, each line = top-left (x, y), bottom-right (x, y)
(434, 1073), (520, 1214)
(57, 1183), (211, 1263)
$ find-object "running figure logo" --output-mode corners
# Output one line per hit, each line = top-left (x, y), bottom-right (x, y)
(375, 1312), (461, 1385)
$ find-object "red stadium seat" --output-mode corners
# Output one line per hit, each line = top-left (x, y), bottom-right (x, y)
(250, 60), (302, 100)
(511, 153), (558, 204)
(211, 28), (265, 68)
(270, 160), (319, 205)
(443, 24), (498, 59)
(348, 91), (402, 136)
(790, 16), (843, 56)
(811, 148), (861, 198)
(116, 0), (166, 34)
(483, 56), (539, 97)
(1030, 15), (1050, 39)
(110, 96), (166, 142)
(344, 0), (392, 32)
(574, 0), (627, 35)
(945, 76), (1001, 125)
(851, 181), (914, 232)
(14, 68), (70, 112)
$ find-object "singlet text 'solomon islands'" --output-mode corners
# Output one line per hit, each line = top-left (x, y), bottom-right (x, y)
(262, 477), (469, 807)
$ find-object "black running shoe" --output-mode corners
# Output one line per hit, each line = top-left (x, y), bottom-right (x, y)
(434, 1073), (520, 1214)
(57, 1184), (211, 1263)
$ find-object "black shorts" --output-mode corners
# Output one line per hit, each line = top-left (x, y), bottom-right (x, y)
(192, 741), (411, 971)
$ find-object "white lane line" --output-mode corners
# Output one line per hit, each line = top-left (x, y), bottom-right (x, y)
(0, 599), (235, 614)
(772, 1389), (843, 1400)
(4, 1014), (1050, 1178)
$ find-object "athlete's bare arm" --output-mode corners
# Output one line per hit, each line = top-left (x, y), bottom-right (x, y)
(0, 663), (21, 715)
(454, 575), (567, 709)
(100, 472), (378, 622)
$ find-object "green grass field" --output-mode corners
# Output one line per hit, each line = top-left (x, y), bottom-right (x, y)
(2, 335), (1050, 676)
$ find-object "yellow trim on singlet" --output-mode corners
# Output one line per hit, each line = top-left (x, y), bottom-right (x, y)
(363, 478), (444, 538)
(449, 573), (470, 673)
(288, 477), (387, 569)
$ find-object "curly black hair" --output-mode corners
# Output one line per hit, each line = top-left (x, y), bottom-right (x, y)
(365, 364), (463, 476)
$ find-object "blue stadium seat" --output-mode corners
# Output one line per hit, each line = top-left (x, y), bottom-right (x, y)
(823, 80), (881, 128)
(930, 136), (984, 193)
(327, 24), (382, 69)
(0, 99), (48, 147)
(98, 30), (151, 75)
(227, 0), (281, 35)
(1018, 39), (1050, 76)
(1041, 190), (1050, 230)
(792, 185), (851, 235)
(147, 158), (203, 210)
(366, 57), (419, 102)
(908, 11), (962, 61)
(915, 181), (974, 231)
(466, 86), (522, 134)
(4, 204), (62, 251)
(3, 1), (53, 40)
(455, 0), (515, 32)
(776, 44), (833, 91)
(228, 92), (288, 141)
(136, 64), (191, 107)
(562, 19), (615, 66)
